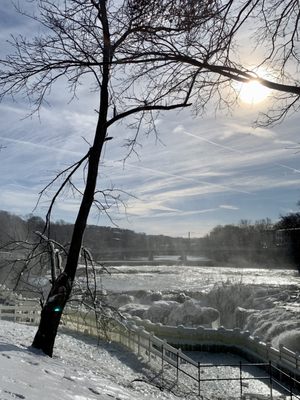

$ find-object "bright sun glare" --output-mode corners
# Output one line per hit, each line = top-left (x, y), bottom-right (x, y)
(239, 80), (270, 104)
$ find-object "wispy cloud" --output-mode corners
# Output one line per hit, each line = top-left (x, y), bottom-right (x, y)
(119, 162), (253, 195)
(219, 204), (239, 210)
(222, 122), (275, 139)
(0, 135), (83, 156)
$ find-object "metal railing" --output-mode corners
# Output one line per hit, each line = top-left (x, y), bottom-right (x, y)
(128, 317), (300, 379)
(0, 304), (40, 324)
(61, 310), (300, 399)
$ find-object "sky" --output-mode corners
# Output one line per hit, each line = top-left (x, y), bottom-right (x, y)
(0, 1), (300, 238)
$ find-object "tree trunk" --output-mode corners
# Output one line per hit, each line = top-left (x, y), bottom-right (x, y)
(32, 1), (111, 357)
(32, 119), (108, 357)
(32, 272), (71, 356)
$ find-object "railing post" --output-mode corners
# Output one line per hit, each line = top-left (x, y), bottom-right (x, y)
(176, 349), (179, 384)
(279, 343), (283, 361)
(198, 361), (201, 397)
(269, 361), (273, 400)
(289, 372), (293, 400)
(161, 341), (165, 387)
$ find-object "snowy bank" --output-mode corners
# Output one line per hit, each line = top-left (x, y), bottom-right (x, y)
(0, 320), (177, 400)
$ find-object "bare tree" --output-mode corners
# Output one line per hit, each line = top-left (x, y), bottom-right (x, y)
(0, 0), (299, 356)
(121, 0), (300, 124)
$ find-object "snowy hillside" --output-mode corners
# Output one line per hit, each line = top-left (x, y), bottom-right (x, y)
(0, 320), (177, 400)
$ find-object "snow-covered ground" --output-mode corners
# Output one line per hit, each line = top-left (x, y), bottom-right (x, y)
(0, 320), (288, 400)
(0, 320), (178, 400)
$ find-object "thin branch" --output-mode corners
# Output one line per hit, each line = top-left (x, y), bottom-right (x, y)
(34, 149), (90, 233)
(106, 102), (192, 127)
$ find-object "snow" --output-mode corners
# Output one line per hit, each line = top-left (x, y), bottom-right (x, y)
(0, 320), (177, 400)
(183, 352), (286, 399)
(0, 320), (289, 400)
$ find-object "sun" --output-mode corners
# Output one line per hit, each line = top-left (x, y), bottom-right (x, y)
(238, 79), (270, 104)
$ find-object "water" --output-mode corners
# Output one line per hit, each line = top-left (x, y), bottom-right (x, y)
(99, 265), (300, 293)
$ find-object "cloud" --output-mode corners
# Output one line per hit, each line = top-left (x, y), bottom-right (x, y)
(120, 162), (253, 195)
(274, 139), (298, 146)
(222, 122), (275, 139)
(0, 188), (39, 215)
(219, 204), (239, 210)
(126, 199), (218, 220)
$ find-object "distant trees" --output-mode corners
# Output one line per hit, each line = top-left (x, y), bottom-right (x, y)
(0, 209), (192, 265)
(0, 211), (27, 244)
(276, 213), (300, 230)
(275, 209), (300, 268)
(201, 219), (290, 266)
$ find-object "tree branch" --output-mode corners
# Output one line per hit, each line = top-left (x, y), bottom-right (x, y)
(106, 102), (192, 127)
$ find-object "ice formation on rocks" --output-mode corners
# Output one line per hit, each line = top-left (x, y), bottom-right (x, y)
(109, 281), (300, 351)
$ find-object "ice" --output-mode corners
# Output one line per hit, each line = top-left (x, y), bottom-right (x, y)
(167, 300), (220, 327)
(119, 298), (220, 328)
(112, 283), (299, 348)
(143, 301), (178, 324)
(272, 329), (300, 352)
(119, 303), (149, 318)
(105, 266), (300, 351)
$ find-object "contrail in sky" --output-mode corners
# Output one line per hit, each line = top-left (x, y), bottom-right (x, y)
(0, 136), (83, 156)
(181, 130), (300, 176)
(113, 161), (253, 195)
(182, 130), (243, 153)
(276, 163), (300, 174)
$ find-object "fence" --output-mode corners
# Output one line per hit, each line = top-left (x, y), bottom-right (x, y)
(0, 303), (299, 399)
(0, 304), (40, 324)
(126, 317), (300, 379)
(61, 309), (300, 398)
